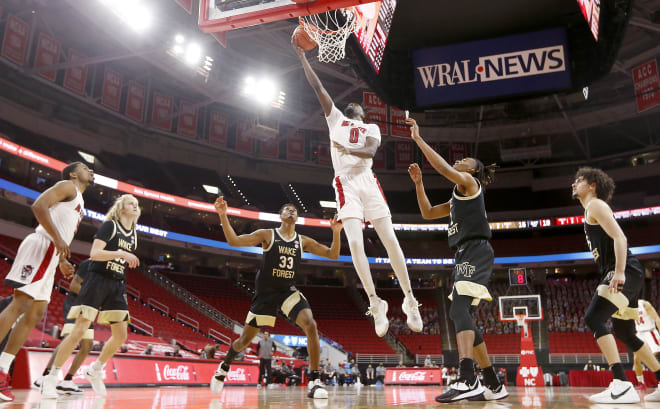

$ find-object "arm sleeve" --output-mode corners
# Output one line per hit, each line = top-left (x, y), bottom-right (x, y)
(94, 221), (115, 243)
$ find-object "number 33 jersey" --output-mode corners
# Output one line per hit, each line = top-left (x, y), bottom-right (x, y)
(256, 229), (302, 296)
(326, 105), (381, 176)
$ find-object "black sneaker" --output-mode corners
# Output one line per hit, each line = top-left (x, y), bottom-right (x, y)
(435, 377), (485, 403)
(469, 383), (509, 401)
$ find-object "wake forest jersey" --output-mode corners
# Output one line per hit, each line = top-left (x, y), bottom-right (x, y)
(584, 218), (638, 276)
(256, 229), (302, 295)
(89, 220), (138, 280)
(448, 180), (491, 249)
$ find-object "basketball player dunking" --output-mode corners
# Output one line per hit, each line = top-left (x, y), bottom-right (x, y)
(210, 198), (342, 399)
(294, 42), (423, 337)
(634, 300), (660, 388)
(406, 118), (506, 403)
(573, 167), (660, 403)
(0, 162), (92, 402)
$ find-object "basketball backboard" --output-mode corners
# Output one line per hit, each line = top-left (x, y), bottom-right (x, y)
(198, 0), (366, 33)
(498, 295), (543, 322)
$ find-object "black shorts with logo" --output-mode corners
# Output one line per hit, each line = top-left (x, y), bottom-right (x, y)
(594, 258), (645, 317)
(68, 272), (129, 326)
(453, 239), (494, 286)
(245, 286), (310, 328)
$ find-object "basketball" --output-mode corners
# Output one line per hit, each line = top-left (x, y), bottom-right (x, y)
(292, 25), (317, 51)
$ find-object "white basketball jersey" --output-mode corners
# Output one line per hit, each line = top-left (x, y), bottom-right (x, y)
(36, 186), (85, 245)
(326, 105), (381, 176)
(636, 301), (656, 333)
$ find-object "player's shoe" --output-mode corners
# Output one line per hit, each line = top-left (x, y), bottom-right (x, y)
(469, 383), (509, 401)
(40, 374), (59, 399)
(307, 379), (328, 399)
(588, 379), (639, 404)
(0, 370), (14, 401)
(645, 387), (660, 401)
(57, 380), (84, 395)
(211, 364), (229, 394)
(85, 367), (107, 396)
(33, 375), (44, 390)
(401, 296), (423, 333)
(366, 298), (389, 337)
(435, 377), (485, 403)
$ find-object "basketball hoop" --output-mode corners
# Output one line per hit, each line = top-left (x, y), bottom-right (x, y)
(299, 9), (355, 63)
(515, 313), (529, 337)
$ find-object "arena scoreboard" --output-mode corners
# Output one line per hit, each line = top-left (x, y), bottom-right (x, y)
(509, 268), (528, 286)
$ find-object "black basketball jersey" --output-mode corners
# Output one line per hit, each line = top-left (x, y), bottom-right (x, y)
(89, 220), (138, 280)
(584, 218), (638, 276)
(256, 229), (302, 295)
(448, 180), (492, 249)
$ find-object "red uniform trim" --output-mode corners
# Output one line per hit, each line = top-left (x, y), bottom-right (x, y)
(32, 242), (55, 283)
(335, 176), (345, 209)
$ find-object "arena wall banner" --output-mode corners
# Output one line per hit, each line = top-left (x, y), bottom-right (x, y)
(286, 131), (305, 161)
(384, 368), (442, 385)
(235, 120), (254, 154)
(101, 68), (123, 112)
(632, 59), (660, 113)
(363, 91), (388, 136)
(1, 14), (29, 66)
(208, 111), (228, 147)
(389, 106), (409, 138)
(413, 28), (571, 106)
(63, 49), (89, 95)
(177, 100), (199, 138)
(125, 81), (146, 122)
(151, 93), (174, 131)
(13, 348), (258, 388)
(259, 138), (279, 159)
(34, 33), (61, 82)
(395, 141), (414, 169)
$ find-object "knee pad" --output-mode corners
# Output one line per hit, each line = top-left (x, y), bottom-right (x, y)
(613, 319), (644, 351)
(584, 309), (611, 339)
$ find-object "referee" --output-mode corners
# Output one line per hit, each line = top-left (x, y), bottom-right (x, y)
(258, 331), (276, 385)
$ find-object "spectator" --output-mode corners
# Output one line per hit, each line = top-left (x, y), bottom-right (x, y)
(336, 363), (347, 386)
(366, 364), (375, 385)
(376, 363), (386, 384)
(398, 359), (405, 368)
(324, 360), (336, 385)
(424, 354), (432, 367)
(350, 363), (361, 385)
(584, 359), (600, 371)
(200, 344), (218, 359)
(120, 344), (128, 354)
(257, 332), (276, 385)
(497, 368), (506, 386)
(142, 344), (153, 356)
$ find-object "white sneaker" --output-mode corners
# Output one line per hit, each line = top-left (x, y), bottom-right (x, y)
(589, 379), (639, 404)
(402, 296), (423, 333)
(366, 298), (389, 337)
(435, 377), (485, 403)
(645, 387), (660, 402)
(470, 384), (509, 401)
(85, 368), (106, 396)
(307, 379), (328, 399)
(32, 375), (44, 390)
(40, 374), (58, 399)
(57, 380), (84, 395)
(211, 365), (228, 394)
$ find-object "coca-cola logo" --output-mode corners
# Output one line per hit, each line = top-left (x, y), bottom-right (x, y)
(398, 371), (427, 381)
(227, 368), (247, 382)
(162, 364), (190, 381)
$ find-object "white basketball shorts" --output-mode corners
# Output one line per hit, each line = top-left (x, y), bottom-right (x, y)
(333, 170), (391, 222)
(638, 330), (660, 354)
(3, 232), (59, 302)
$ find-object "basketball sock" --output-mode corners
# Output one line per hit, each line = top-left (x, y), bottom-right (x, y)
(654, 369), (660, 382)
(343, 218), (378, 303)
(91, 360), (103, 371)
(223, 345), (240, 366)
(459, 358), (476, 382)
(611, 363), (627, 381)
(0, 352), (15, 373)
(482, 366), (499, 388)
(49, 366), (61, 378)
(372, 217), (413, 298)
(64, 373), (73, 381)
(310, 370), (321, 381)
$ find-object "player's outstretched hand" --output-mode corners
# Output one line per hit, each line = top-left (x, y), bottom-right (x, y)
(120, 251), (140, 269)
(408, 163), (422, 184)
(59, 259), (75, 279)
(609, 272), (625, 293)
(330, 214), (343, 233)
(214, 196), (227, 216)
(405, 118), (421, 142)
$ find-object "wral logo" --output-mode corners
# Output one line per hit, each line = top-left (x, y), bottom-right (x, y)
(417, 45), (566, 89)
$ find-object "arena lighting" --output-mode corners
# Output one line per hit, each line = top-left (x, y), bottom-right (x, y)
(99, 0), (152, 33)
(202, 184), (219, 194)
(242, 76), (284, 106)
(184, 43), (202, 65)
(77, 151), (95, 164)
(319, 200), (336, 208)
(168, 35), (213, 77)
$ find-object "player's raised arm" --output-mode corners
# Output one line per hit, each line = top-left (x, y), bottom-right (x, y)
(31, 180), (77, 259)
(214, 196), (271, 248)
(588, 199), (628, 292)
(301, 215), (343, 259)
(406, 118), (477, 193)
(408, 163), (450, 220)
(293, 42), (333, 116)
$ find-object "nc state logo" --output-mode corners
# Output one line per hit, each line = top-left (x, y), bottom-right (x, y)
(20, 265), (33, 280)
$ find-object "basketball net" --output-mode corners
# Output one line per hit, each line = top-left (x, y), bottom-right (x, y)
(299, 9), (355, 63)
(515, 313), (529, 338)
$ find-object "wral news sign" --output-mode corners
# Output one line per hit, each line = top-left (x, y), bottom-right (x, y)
(413, 28), (572, 106)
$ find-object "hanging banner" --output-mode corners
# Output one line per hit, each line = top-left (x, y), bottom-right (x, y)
(208, 111), (228, 147)
(286, 131), (305, 162)
(151, 93), (174, 132)
(389, 106), (409, 138)
(63, 49), (89, 95)
(318, 142), (331, 165)
(395, 141), (414, 170)
(259, 138), (279, 158)
(449, 142), (467, 163)
(34, 33), (60, 82)
(177, 100), (198, 138)
(101, 68), (123, 112)
(235, 120), (254, 154)
(373, 145), (386, 170)
(363, 91), (388, 136)
(125, 81), (146, 122)
(632, 59), (660, 113)
(1, 14), (29, 66)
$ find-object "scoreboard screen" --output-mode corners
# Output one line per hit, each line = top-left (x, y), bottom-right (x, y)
(509, 268), (528, 286)
(352, 0), (397, 73)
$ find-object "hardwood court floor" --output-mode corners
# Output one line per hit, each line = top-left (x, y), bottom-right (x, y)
(5, 385), (660, 409)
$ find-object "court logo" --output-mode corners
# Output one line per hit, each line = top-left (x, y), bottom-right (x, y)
(20, 265), (33, 280)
